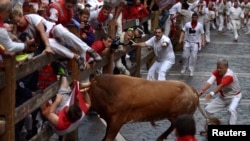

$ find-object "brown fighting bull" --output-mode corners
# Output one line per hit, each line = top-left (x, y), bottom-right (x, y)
(80, 74), (217, 141)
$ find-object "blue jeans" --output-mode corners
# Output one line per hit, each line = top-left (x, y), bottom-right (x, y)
(159, 10), (169, 28)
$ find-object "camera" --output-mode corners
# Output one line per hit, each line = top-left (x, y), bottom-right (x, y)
(125, 0), (134, 6)
(111, 36), (122, 50)
(81, 22), (90, 31)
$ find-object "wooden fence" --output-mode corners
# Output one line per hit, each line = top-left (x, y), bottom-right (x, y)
(0, 16), (155, 141)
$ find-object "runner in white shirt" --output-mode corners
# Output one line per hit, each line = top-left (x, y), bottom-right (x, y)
(199, 58), (242, 127)
(179, 2), (192, 28)
(227, 1), (244, 41)
(131, 27), (175, 81)
(164, 1), (182, 37)
(86, 0), (104, 11)
(240, 0), (250, 34)
(179, 12), (205, 76)
(217, 0), (230, 32)
(190, 0), (206, 26)
(204, 3), (216, 43)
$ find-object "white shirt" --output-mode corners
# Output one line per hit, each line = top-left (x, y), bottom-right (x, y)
(204, 8), (215, 23)
(145, 35), (175, 63)
(88, 8), (113, 31)
(169, 2), (182, 15)
(228, 6), (244, 20)
(240, 2), (250, 14)
(207, 69), (241, 98)
(20, 14), (56, 38)
(103, 0), (125, 8)
(182, 21), (204, 43)
(0, 28), (25, 52)
(86, 0), (104, 11)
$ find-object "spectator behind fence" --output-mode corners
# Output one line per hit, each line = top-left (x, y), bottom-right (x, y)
(123, 0), (149, 21)
(88, 4), (113, 40)
(77, 8), (95, 46)
(113, 29), (134, 75)
(86, 0), (104, 12)
(103, 0), (127, 37)
(150, 0), (175, 28)
(86, 34), (112, 63)
(0, 0), (35, 54)
(131, 27), (175, 81)
(45, 0), (77, 27)
(174, 114), (197, 141)
(86, 34), (113, 78)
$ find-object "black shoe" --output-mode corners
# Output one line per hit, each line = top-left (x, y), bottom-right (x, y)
(88, 49), (102, 61)
(76, 56), (86, 71)
(26, 127), (38, 140)
(51, 61), (69, 76)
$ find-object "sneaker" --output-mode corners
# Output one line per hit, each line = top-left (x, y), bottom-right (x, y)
(76, 57), (86, 71)
(121, 68), (130, 75)
(88, 49), (102, 61)
(245, 31), (250, 34)
(180, 67), (186, 74)
(190, 71), (194, 76)
(51, 61), (69, 76)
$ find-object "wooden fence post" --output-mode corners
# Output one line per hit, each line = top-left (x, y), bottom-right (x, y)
(63, 25), (81, 141)
(0, 56), (16, 141)
(102, 21), (116, 74)
(67, 25), (81, 80)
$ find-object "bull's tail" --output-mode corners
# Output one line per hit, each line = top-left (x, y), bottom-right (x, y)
(192, 87), (220, 126)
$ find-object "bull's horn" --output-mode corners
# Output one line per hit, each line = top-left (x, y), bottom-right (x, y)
(80, 82), (91, 88)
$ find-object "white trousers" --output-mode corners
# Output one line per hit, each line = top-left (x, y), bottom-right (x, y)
(205, 93), (242, 125)
(49, 38), (74, 59)
(116, 12), (123, 37)
(52, 24), (90, 58)
(205, 22), (211, 43)
(218, 14), (225, 31)
(147, 60), (173, 81)
(230, 19), (241, 40)
(182, 42), (199, 72)
(163, 17), (171, 37)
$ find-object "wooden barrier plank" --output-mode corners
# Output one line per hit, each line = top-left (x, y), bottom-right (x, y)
(15, 80), (62, 124)
(16, 53), (59, 80)
(0, 71), (5, 89)
(122, 15), (151, 30)
(0, 56), (16, 141)
(29, 125), (54, 141)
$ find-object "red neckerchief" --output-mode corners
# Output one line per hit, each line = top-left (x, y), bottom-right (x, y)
(177, 135), (197, 141)
(0, 17), (4, 27)
(98, 9), (107, 22)
(17, 16), (29, 32)
(191, 21), (197, 29)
